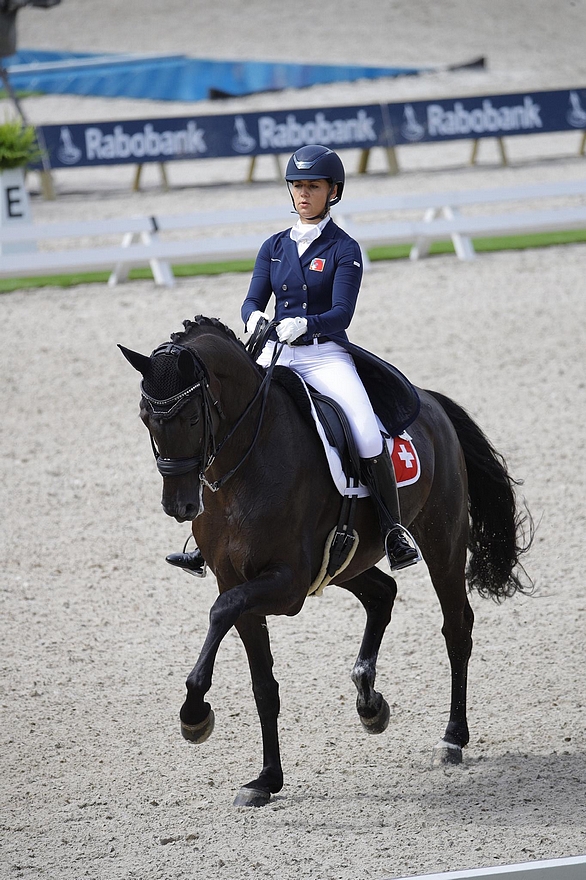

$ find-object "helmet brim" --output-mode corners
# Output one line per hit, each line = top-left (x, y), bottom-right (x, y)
(285, 172), (332, 181)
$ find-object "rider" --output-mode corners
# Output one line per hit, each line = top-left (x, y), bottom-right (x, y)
(166, 144), (419, 577)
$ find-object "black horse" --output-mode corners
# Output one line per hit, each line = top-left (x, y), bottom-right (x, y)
(120, 315), (531, 806)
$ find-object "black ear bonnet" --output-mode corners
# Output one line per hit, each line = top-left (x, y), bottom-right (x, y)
(140, 343), (209, 418)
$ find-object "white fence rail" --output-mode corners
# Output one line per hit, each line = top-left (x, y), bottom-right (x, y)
(1, 179), (586, 286)
(385, 854), (586, 880)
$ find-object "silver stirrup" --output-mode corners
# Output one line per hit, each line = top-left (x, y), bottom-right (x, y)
(181, 535), (208, 578)
(385, 524), (422, 570)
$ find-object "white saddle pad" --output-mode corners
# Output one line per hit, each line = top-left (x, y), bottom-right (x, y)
(300, 379), (421, 497)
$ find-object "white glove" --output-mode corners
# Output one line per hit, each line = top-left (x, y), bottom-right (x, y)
(277, 316), (308, 345)
(245, 310), (270, 333)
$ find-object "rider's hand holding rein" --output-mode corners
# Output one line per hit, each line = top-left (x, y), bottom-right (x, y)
(276, 317), (308, 345)
(246, 310), (270, 333)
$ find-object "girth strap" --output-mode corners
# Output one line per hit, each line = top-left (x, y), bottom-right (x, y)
(327, 479), (359, 577)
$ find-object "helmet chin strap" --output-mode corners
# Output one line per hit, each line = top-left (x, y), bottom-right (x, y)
(287, 181), (336, 221)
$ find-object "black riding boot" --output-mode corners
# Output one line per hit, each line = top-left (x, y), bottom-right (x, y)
(166, 543), (207, 577)
(361, 449), (419, 571)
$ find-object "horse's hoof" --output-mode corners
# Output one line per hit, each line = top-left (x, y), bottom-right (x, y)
(180, 709), (215, 744)
(233, 786), (271, 808)
(431, 738), (463, 767)
(359, 697), (390, 735)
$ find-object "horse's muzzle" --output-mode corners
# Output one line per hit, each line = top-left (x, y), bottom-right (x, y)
(162, 478), (204, 522)
(164, 506), (200, 523)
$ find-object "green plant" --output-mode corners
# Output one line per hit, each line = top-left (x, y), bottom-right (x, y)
(0, 118), (41, 170)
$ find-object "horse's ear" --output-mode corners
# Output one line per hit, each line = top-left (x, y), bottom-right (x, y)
(118, 344), (151, 376)
(177, 349), (197, 382)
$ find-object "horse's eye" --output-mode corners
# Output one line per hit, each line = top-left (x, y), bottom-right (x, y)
(190, 415), (201, 427)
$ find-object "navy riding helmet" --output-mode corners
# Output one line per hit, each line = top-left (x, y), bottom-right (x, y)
(285, 144), (345, 208)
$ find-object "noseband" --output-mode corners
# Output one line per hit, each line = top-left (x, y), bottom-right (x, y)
(143, 334), (281, 492)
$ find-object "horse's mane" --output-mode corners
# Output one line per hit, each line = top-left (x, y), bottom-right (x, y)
(169, 315), (266, 379)
(170, 315), (246, 351)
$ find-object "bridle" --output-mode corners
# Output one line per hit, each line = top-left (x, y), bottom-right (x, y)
(143, 325), (281, 493)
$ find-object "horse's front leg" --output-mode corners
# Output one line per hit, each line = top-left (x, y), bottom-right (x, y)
(339, 567), (397, 734)
(179, 565), (302, 779)
(178, 581), (245, 744)
(231, 613), (282, 807)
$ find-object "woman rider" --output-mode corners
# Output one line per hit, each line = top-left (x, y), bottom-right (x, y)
(167, 144), (419, 576)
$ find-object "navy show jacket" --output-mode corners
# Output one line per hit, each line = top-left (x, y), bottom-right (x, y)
(240, 218), (420, 437)
(241, 219), (363, 342)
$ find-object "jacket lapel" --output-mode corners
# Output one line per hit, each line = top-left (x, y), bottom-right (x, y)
(281, 234), (306, 283)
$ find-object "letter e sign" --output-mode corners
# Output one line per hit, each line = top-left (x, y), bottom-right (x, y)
(6, 185), (24, 218)
(1, 169), (34, 254)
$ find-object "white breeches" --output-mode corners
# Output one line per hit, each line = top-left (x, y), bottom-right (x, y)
(258, 339), (384, 459)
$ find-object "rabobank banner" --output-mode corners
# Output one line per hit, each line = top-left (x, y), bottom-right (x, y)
(35, 105), (386, 169)
(34, 89), (586, 169)
(387, 88), (586, 145)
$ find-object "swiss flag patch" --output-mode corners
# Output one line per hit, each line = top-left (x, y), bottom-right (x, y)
(389, 431), (420, 487)
(309, 258), (325, 272)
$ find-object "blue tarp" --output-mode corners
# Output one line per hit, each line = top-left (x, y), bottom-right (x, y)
(3, 49), (429, 101)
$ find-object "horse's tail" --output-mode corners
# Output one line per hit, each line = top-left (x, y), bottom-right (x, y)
(425, 389), (533, 601)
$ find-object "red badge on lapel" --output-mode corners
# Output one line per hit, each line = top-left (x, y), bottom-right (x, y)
(309, 258), (325, 272)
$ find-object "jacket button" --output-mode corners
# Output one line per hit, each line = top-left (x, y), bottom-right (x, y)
(302, 302), (307, 309)
(284, 301), (289, 307)
(282, 284), (287, 291)
(302, 284), (307, 291)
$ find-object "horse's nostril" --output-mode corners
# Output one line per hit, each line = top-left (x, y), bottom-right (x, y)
(171, 501), (202, 521)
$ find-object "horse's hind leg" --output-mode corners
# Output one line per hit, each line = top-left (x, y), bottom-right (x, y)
(422, 537), (474, 765)
(339, 567), (397, 734)
(232, 613), (283, 807)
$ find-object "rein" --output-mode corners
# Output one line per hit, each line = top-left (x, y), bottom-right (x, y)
(200, 336), (282, 492)
(146, 325), (282, 493)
